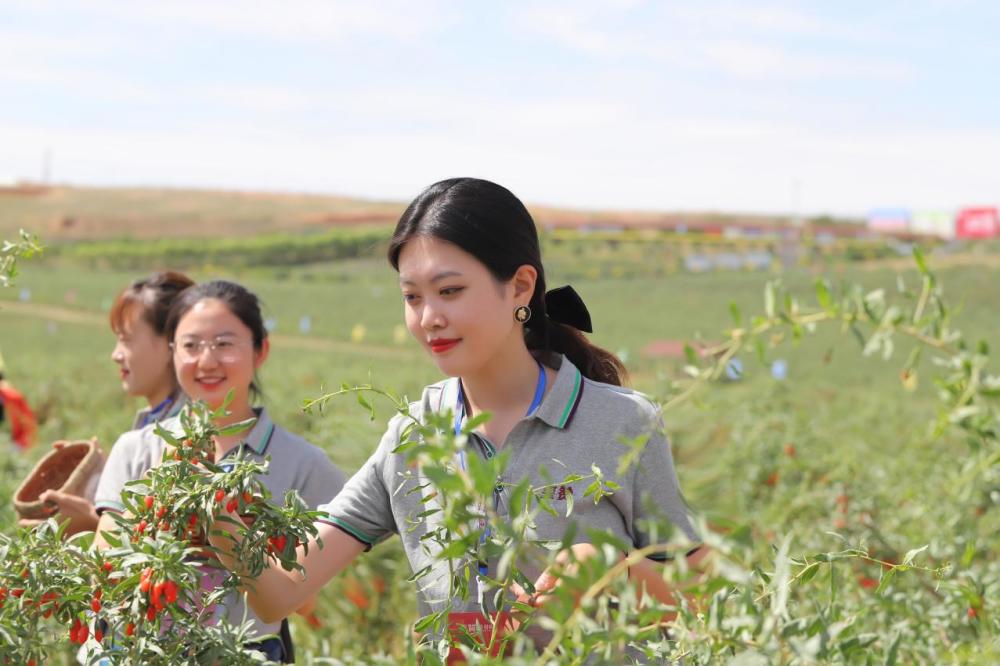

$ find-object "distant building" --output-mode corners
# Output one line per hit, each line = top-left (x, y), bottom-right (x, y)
(867, 208), (910, 233)
(911, 210), (955, 239)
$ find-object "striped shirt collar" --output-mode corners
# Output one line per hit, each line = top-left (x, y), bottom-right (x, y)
(441, 353), (585, 431)
(132, 392), (187, 430)
(225, 407), (277, 457)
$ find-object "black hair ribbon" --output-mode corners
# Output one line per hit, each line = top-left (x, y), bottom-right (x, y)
(544, 285), (593, 333)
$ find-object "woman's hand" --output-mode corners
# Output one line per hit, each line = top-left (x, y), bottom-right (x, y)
(511, 542), (602, 610)
(19, 490), (99, 535)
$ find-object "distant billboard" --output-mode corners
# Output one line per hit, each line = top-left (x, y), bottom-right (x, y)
(867, 208), (910, 233)
(956, 207), (1000, 239)
(911, 210), (955, 239)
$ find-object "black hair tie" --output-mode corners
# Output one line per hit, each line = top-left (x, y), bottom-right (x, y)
(544, 285), (593, 333)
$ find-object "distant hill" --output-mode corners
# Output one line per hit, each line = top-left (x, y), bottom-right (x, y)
(0, 184), (860, 242)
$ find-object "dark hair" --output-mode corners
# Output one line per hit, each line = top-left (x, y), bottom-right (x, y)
(110, 271), (195, 336)
(165, 280), (268, 398)
(388, 178), (627, 386)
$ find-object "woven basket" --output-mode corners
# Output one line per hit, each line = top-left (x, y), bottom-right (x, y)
(13, 438), (105, 520)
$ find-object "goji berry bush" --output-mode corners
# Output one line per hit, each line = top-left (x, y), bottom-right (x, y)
(1, 247), (997, 664)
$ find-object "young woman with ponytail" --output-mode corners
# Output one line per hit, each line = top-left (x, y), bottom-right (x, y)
(211, 178), (701, 653)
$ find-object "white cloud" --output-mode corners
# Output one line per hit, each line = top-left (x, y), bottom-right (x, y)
(698, 40), (913, 81)
(514, 2), (912, 82)
(10, 0), (448, 43)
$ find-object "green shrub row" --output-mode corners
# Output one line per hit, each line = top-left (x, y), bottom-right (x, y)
(45, 227), (392, 269)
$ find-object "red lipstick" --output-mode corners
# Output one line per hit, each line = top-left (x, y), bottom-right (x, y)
(429, 338), (460, 354)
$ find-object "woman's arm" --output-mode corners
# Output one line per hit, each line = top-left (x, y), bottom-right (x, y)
(518, 543), (708, 610)
(210, 519), (365, 623)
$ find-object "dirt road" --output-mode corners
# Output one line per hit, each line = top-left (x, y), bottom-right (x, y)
(0, 300), (418, 360)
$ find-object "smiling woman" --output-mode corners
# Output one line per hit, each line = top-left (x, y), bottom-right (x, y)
(93, 280), (346, 663)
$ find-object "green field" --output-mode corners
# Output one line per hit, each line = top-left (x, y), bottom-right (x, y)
(1, 239), (998, 662)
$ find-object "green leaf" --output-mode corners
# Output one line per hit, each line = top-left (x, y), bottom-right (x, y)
(216, 417), (257, 437)
(884, 632), (902, 666)
(912, 245), (928, 275)
(729, 302), (742, 327)
(683, 343), (699, 366)
(875, 567), (896, 595)
(463, 411), (492, 433)
(902, 544), (928, 566)
(798, 562), (821, 585)
(815, 279), (832, 311)
(413, 610), (444, 633)
(356, 391), (374, 419)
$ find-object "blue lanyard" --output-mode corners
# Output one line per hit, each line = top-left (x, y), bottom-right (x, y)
(453, 359), (547, 437)
(453, 360), (546, 587)
(139, 394), (176, 428)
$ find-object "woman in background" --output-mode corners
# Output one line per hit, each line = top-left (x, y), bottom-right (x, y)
(19, 271), (194, 534)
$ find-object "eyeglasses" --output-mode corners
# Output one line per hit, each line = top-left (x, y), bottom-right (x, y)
(170, 338), (250, 363)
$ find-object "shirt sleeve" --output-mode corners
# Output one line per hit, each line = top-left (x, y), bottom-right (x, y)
(93, 429), (148, 514)
(315, 413), (404, 550)
(629, 408), (700, 560)
(297, 446), (348, 510)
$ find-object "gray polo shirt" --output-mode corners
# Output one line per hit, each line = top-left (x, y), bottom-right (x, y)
(94, 407), (346, 641)
(317, 354), (698, 617)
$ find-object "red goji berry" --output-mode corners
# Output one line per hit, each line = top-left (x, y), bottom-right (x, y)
(144, 495), (155, 511)
(125, 622), (136, 636)
(152, 581), (165, 609)
(226, 498), (239, 513)
(146, 604), (157, 621)
(91, 598), (101, 613)
(215, 488), (226, 503)
(163, 579), (179, 604)
(242, 491), (253, 504)
(157, 505), (168, 519)
(102, 561), (113, 573)
(95, 628), (104, 643)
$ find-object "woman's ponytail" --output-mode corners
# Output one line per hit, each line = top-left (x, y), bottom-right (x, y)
(525, 285), (627, 387)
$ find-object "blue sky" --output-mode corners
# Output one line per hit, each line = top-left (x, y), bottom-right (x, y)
(2, 0), (998, 215)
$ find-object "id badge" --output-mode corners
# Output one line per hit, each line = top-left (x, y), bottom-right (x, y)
(446, 611), (513, 663)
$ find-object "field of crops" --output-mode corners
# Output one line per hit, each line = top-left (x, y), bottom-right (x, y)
(1, 239), (998, 663)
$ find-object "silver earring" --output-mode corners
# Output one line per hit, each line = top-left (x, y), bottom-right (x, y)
(514, 305), (531, 324)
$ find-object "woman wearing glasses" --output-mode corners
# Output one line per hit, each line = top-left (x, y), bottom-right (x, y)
(18, 271), (194, 534)
(94, 280), (346, 663)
